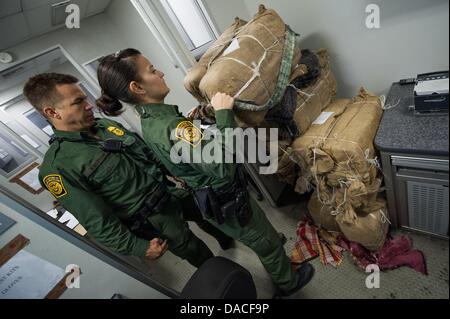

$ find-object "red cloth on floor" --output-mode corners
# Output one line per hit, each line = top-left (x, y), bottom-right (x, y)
(337, 235), (428, 275)
(291, 218), (344, 267)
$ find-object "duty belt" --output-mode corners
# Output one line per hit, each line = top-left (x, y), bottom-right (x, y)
(123, 183), (171, 240)
(192, 166), (252, 227)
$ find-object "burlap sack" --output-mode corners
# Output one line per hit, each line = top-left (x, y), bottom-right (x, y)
(184, 17), (248, 103)
(185, 6), (302, 128)
(294, 173), (313, 194)
(335, 197), (389, 251)
(326, 161), (378, 188)
(291, 99), (349, 166)
(334, 177), (382, 211)
(317, 88), (383, 177)
(314, 178), (336, 206)
(293, 49), (338, 134)
(307, 191), (340, 232)
(290, 99), (350, 193)
(276, 140), (299, 185)
(233, 46), (302, 127)
(198, 6), (287, 104)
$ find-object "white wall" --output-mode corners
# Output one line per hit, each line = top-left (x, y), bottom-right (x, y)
(201, 0), (251, 33)
(0, 192), (169, 299)
(242, 0), (449, 97)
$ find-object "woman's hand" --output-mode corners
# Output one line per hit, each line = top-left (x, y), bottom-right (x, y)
(211, 92), (234, 111)
(145, 238), (168, 259)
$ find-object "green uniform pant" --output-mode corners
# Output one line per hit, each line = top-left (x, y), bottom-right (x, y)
(179, 193), (234, 246)
(207, 198), (298, 291)
(147, 198), (213, 268)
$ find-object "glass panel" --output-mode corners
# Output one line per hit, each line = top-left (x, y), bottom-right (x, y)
(83, 57), (102, 83)
(3, 120), (41, 150)
(165, 0), (213, 48)
(0, 130), (34, 176)
(23, 109), (54, 137)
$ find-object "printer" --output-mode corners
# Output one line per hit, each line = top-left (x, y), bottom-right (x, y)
(413, 70), (449, 115)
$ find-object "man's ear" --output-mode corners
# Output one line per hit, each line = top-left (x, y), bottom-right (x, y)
(42, 106), (61, 121)
(129, 81), (146, 96)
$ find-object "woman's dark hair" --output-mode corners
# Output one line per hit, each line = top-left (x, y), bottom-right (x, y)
(96, 48), (142, 116)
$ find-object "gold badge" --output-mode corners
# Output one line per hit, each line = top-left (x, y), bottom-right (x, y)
(43, 174), (68, 198)
(107, 126), (124, 136)
(175, 121), (203, 147)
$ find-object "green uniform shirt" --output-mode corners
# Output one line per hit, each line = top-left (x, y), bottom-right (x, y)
(39, 118), (168, 256)
(137, 104), (238, 190)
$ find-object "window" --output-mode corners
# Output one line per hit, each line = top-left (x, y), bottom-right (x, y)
(159, 0), (219, 60)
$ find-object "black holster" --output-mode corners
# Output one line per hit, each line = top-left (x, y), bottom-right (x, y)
(123, 183), (170, 240)
(192, 166), (252, 227)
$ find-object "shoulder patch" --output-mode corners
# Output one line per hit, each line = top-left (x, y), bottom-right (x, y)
(175, 121), (203, 147)
(107, 126), (125, 136)
(43, 174), (68, 198)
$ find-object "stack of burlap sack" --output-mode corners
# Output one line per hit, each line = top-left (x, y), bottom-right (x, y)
(184, 5), (388, 251)
(282, 90), (389, 251)
(274, 48), (337, 184)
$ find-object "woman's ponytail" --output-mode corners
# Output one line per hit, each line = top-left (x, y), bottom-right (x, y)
(96, 92), (123, 116)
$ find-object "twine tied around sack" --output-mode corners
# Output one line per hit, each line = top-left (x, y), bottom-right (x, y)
(379, 209), (392, 225)
(289, 69), (332, 112)
(204, 18), (284, 105)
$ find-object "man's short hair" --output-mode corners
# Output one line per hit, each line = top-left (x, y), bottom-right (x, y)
(23, 73), (79, 113)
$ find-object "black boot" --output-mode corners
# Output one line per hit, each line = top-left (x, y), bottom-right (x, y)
(218, 237), (234, 250)
(278, 263), (315, 297)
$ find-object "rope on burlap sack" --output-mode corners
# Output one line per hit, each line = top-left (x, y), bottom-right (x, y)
(201, 21), (278, 105)
(277, 144), (316, 192)
(311, 146), (336, 207)
(288, 84), (315, 100)
(291, 69), (333, 112)
(306, 133), (386, 218)
(277, 143), (317, 193)
(352, 94), (400, 111)
(278, 145), (299, 164)
(379, 209), (392, 225)
(204, 15), (262, 68)
(201, 13), (297, 111)
(330, 188), (347, 216)
(304, 122), (389, 183)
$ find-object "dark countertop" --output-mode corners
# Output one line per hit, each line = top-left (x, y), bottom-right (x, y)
(374, 82), (449, 157)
